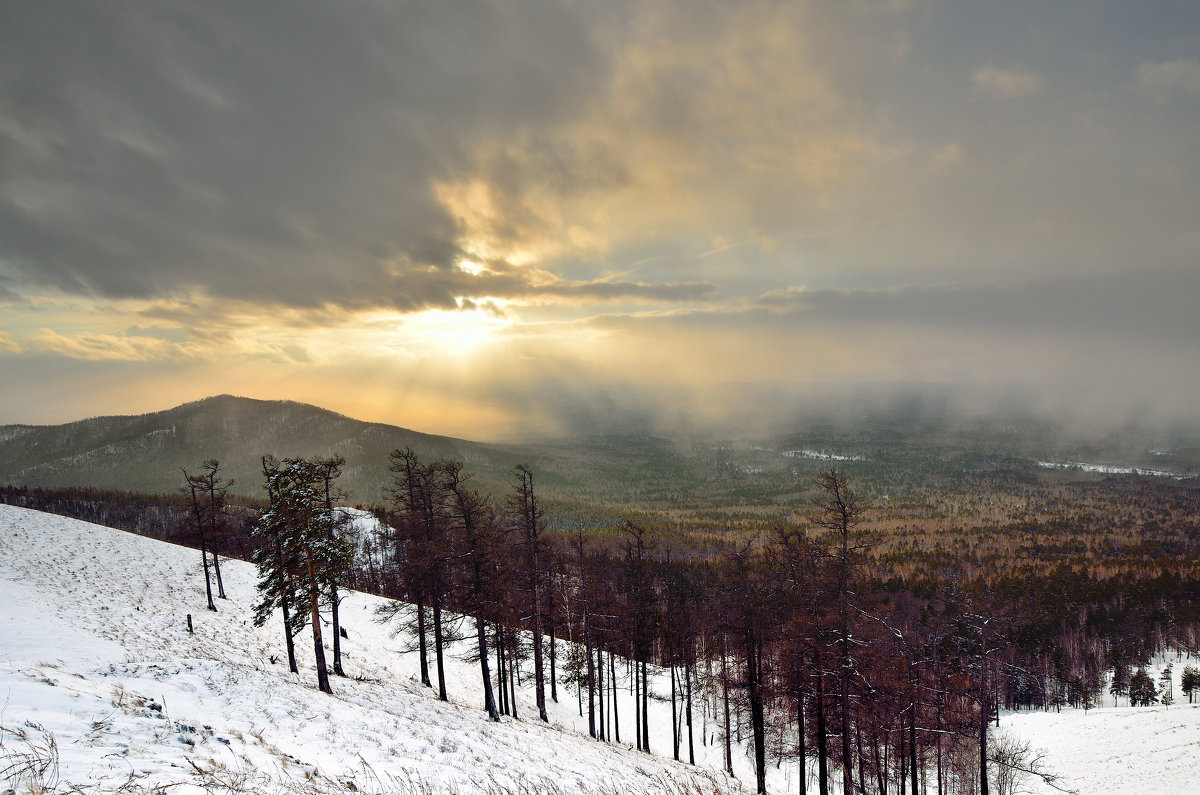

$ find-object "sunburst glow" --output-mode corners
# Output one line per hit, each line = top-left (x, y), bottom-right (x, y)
(398, 304), (515, 356)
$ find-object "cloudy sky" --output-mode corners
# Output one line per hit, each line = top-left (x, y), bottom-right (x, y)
(2, 1), (1198, 438)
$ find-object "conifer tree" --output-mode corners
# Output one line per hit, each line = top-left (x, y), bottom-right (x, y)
(1110, 662), (1130, 707)
(254, 456), (353, 694)
(252, 456), (303, 673)
(1181, 665), (1199, 703)
(1129, 667), (1158, 706)
(313, 455), (349, 677)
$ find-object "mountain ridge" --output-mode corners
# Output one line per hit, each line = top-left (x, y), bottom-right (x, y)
(0, 394), (528, 501)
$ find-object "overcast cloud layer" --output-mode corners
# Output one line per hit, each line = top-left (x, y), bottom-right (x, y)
(1, 1), (1198, 438)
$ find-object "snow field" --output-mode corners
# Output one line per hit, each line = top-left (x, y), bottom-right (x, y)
(999, 656), (1200, 795)
(0, 505), (738, 794)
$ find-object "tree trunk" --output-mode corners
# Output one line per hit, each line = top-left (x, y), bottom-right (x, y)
(635, 655), (642, 751)
(910, 693), (919, 795)
(549, 616), (558, 703)
(722, 641), (734, 777)
(816, 670), (829, 795)
(532, 591), (547, 720)
(508, 632), (519, 719)
(330, 582), (344, 676)
(281, 591), (298, 674)
(585, 615), (596, 738)
(597, 647), (606, 741)
(642, 659), (650, 754)
(686, 657), (696, 764)
(201, 538), (217, 612)
(798, 692), (807, 795)
(840, 551), (853, 795)
(980, 625), (989, 795)
(476, 614), (498, 721)
(873, 723), (886, 795)
(273, 537), (298, 674)
(211, 544), (226, 599)
(936, 655), (945, 795)
(495, 624), (508, 716)
(671, 662), (679, 761)
(417, 597), (431, 688)
(307, 552), (332, 694)
(855, 722), (867, 795)
(433, 598), (448, 701)
(611, 650), (620, 744)
(203, 475), (227, 600)
(748, 636), (767, 794)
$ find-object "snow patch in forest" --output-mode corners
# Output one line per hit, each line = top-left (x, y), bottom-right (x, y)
(1035, 460), (1187, 479)
(782, 449), (867, 462)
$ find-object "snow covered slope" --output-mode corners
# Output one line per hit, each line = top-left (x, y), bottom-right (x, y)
(4, 503), (1199, 795)
(1000, 688), (1200, 794)
(0, 505), (735, 794)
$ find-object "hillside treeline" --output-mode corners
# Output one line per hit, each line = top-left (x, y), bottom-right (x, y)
(0, 483), (262, 557)
(4, 458), (1199, 795)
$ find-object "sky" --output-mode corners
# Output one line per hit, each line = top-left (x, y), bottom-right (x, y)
(1, 1), (1198, 439)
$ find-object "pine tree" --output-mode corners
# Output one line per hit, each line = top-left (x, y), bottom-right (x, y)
(313, 455), (349, 677)
(252, 456), (304, 673)
(1160, 664), (1174, 707)
(1129, 667), (1158, 707)
(1181, 665), (1200, 703)
(1109, 662), (1130, 707)
(253, 456), (353, 694)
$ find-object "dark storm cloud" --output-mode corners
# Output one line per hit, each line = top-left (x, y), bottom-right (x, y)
(0, 1), (641, 309)
(3, 1), (1198, 435)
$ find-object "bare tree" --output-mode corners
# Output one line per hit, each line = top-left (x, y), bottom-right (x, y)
(571, 529), (598, 738)
(442, 460), (504, 722)
(508, 464), (549, 722)
(620, 521), (656, 754)
(808, 469), (866, 795)
(181, 459), (231, 611)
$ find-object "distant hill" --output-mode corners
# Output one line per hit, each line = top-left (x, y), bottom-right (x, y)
(0, 395), (529, 502)
(5, 394), (1195, 515)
